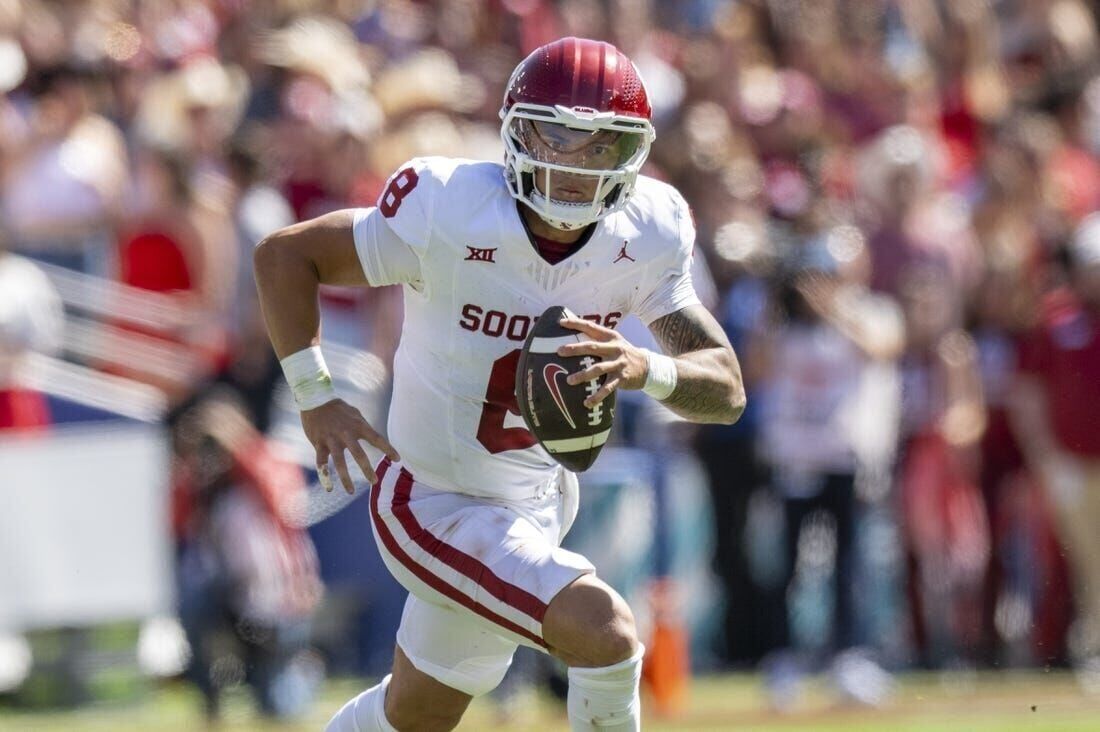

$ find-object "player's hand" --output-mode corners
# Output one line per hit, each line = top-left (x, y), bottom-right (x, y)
(300, 399), (400, 494)
(557, 315), (648, 407)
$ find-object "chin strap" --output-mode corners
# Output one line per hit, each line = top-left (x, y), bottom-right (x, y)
(527, 188), (601, 231)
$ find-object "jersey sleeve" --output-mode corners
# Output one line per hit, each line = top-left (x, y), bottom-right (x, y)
(353, 157), (448, 288)
(352, 207), (423, 288)
(632, 191), (703, 325)
(376, 157), (440, 253)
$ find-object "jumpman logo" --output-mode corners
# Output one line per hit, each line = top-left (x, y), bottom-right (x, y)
(613, 240), (635, 263)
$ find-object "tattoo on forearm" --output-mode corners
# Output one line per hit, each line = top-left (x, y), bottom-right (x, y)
(662, 369), (729, 417)
(649, 306), (743, 422)
(650, 306), (724, 356)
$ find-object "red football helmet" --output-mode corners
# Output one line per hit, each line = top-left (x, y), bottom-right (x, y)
(500, 37), (655, 231)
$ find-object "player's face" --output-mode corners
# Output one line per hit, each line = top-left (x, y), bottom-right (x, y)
(522, 120), (640, 203)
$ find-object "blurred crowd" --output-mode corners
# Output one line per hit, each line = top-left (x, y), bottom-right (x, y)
(2, 0), (1100, 719)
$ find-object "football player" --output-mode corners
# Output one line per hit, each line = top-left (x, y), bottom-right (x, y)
(254, 37), (745, 732)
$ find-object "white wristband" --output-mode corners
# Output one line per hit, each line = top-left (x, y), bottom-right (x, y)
(642, 349), (677, 401)
(280, 346), (338, 411)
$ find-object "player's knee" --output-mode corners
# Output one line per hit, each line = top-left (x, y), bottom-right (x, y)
(594, 597), (639, 666)
(607, 598), (642, 660)
(384, 694), (465, 732)
(545, 575), (639, 667)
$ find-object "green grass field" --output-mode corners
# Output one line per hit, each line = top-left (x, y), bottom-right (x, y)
(2, 671), (1099, 731)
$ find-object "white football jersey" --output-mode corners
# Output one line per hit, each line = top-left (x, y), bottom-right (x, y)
(353, 157), (699, 500)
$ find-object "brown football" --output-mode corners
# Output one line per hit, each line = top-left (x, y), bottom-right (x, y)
(515, 305), (615, 472)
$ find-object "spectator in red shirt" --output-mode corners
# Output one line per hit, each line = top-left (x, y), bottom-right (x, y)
(1010, 213), (1100, 685)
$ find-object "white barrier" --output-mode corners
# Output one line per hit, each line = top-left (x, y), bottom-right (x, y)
(0, 422), (173, 630)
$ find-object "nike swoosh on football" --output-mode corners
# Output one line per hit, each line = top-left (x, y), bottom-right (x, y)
(542, 363), (577, 430)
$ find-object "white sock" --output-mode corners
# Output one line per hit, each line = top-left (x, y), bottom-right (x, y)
(567, 645), (645, 731)
(325, 674), (397, 732)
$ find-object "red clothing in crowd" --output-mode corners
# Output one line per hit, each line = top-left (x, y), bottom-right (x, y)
(1017, 289), (1100, 457)
(171, 434), (319, 618)
(172, 435), (305, 539)
(113, 227), (229, 380)
(0, 388), (51, 430)
(118, 230), (194, 293)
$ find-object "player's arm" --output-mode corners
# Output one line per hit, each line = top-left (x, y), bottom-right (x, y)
(558, 305), (746, 425)
(253, 210), (366, 355)
(646, 304), (745, 423)
(253, 209), (401, 492)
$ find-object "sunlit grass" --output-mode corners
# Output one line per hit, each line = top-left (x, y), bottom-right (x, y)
(2, 671), (1098, 731)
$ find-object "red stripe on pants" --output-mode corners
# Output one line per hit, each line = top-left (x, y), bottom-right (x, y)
(369, 459), (548, 649)
(388, 464), (548, 622)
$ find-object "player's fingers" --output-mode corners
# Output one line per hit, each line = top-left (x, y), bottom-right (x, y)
(317, 462), (334, 493)
(558, 340), (619, 358)
(346, 439), (378, 485)
(567, 359), (617, 385)
(584, 377), (620, 408)
(558, 316), (613, 340)
(359, 422), (401, 463)
(315, 444), (334, 492)
(330, 446), (356, 495)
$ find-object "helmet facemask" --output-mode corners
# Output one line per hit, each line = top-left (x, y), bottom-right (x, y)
(501, 103), (653, 231)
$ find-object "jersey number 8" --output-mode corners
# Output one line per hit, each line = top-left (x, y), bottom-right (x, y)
(379, 167), (420, 218)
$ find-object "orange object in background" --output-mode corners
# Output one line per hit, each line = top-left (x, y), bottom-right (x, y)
(643, 577), (690, 717)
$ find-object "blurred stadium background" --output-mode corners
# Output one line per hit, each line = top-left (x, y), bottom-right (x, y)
(2, 0), (1100, 729)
